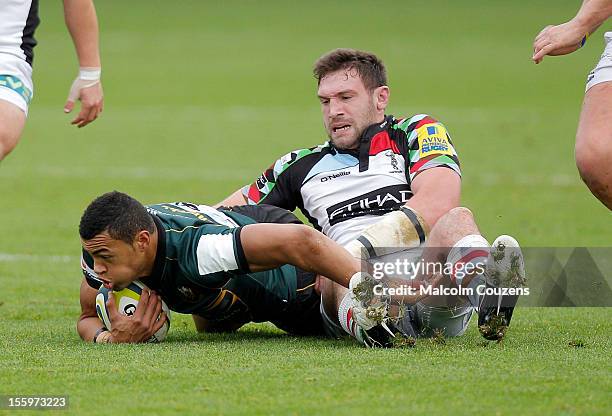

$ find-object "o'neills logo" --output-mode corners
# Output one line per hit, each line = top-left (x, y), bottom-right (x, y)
(321, 171), (350, 182)
(326, 184), (412, 226)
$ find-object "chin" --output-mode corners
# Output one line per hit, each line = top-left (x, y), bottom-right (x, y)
(330, 135), (359, 150)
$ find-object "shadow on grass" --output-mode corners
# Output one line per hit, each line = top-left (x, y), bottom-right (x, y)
(164, 327), (357, 349)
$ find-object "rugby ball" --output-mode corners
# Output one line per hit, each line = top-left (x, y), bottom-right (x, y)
(95, 280), (171, 342)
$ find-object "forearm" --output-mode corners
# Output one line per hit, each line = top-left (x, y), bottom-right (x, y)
(241, 224), (360, 287)
(63, 0), (101, 67)
(77, 315), (105, 342)
(214, 188), (248, 208)
(574, 0), (612, 33)
(289, 226), (360, 287)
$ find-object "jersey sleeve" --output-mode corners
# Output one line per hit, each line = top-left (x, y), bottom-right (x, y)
(177, 223), (251, 284)
(397, 114), (461, 182)
(241, 149), (314, 210)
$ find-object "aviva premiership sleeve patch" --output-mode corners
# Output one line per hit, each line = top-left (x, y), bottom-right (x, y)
(417, 124), (453, 157)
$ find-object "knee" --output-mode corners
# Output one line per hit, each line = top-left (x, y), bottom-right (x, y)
(575, 140), (610, 183)
(0, 129), (20, 160)
(575, 136), (612, 205)
(441, 207), (474, 228)
(429, 206), (479, 247)
(447, 206), (473, 219)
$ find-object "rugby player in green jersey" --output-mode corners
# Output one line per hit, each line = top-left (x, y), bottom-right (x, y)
(76, 191), (373, 344)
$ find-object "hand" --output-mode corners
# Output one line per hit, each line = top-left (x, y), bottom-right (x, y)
(106, 289), (167, 343)
(532, 20), (587, 64)
(64, 70), (104, 128)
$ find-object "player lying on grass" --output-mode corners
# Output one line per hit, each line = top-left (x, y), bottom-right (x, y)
(218, 48), (527, 345)
(77, 191), (381, 343)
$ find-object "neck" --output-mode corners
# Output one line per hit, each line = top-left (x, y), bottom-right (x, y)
(349, 114), (387, 150)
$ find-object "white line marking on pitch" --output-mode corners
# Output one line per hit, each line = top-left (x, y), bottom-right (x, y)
(0, 253), (77, 263)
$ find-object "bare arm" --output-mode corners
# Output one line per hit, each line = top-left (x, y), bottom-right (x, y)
(64, 0), (101, 67)
(63, 0), (103, 127)
(533, 0), (612, 63)
(240, 223), (361, 287)
(406, 168), (461, 230)
(77, 278), (105, 342)
(214, 188), (248, 208)
(574, 0), (612, 30)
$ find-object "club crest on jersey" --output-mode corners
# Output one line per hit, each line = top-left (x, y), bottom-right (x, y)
(384, 150), (402, 173)
(178, 286), (198, 302)
(417, 124), (452, 157)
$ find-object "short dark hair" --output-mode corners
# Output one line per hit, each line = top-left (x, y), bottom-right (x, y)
(79, 191), (155, 243)
(313, 48), (387, 90)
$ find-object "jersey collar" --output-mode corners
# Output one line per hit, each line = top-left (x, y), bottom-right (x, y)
(146, 214), (167, 290)
(357, 114), (395, 172)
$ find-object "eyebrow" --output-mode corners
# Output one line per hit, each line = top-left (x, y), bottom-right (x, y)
(317, 89), (358, 99)
(89, 248), (111, 256)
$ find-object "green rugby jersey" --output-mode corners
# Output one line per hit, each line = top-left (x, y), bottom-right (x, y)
(82, 202), (311, 330)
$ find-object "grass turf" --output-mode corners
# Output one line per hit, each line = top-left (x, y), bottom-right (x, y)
(0, 1), (611, 414)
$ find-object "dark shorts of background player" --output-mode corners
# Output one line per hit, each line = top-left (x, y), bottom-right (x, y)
(218, 204), (326, 337)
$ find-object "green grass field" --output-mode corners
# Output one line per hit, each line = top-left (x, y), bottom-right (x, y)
(0, 1), (610, 415)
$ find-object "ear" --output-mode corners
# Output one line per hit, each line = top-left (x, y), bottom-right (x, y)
(374, 86), (389, 112)
(134, 230), (151, 252)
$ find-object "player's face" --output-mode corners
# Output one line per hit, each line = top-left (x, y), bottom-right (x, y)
(82, 231), (148, 291)
(317, 69), (388, 150)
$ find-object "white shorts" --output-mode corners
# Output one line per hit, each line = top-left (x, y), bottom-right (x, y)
(0, 53), (33, 115)
(586, 31), (612, 92)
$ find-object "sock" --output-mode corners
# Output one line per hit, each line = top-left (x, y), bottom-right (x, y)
(338, 292), (359, 337)
(446, 234), (490, 286)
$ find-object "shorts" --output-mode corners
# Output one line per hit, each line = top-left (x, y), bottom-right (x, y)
(411, 273), (483, 338)
(220, 204), (327, 336)
(219, 204), (302, 225)
(270, 268), (326, 336)
(586, 32), (612, 92)
(0, 53), (33, 114)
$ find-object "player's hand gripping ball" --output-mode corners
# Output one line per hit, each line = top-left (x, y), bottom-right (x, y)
(95, 280), (171, 342)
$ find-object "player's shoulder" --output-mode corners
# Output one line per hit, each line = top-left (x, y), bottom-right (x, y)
(391, 114), (452, 144)
(269, 141), (331, 176)
(391, 114), (444, 133)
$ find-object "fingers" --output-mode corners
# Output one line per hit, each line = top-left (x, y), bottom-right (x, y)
(71, 102), (101, 128)
(105, 293), (119, 321)
(134, 288), (150, 319)
(533, 43), (555, 63)
(64, 100), (75, 114)
(143, 291), (161, 325)
(69, 84), (103, 127)
(151, 311), (167, 334)
(534, 25), (552, 44)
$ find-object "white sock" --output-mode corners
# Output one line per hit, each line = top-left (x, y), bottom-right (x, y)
(338, 292), (359, 337)
(446, 234), (490, 286)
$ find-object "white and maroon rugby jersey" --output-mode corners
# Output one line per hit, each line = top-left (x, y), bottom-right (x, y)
(243, 114), (461, 245)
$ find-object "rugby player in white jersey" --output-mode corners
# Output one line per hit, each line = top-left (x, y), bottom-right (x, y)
(219, 49), (526, 346)
(0, 0), (103, 161)
(533, 0), (612, 209)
